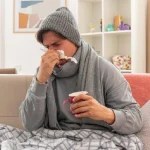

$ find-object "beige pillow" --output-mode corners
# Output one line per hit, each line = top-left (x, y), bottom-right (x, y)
(136, 100), (150, 150)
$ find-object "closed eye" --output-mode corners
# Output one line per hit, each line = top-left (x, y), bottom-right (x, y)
(52, 43), (59, 47)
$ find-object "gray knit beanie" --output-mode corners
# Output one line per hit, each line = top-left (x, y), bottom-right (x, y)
(38, 7), (81, 47)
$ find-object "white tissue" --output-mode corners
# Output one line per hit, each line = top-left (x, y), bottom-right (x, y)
(57, 50), (78, 64)
(57, 50), (67, 59)
(68, 57), (78, 64)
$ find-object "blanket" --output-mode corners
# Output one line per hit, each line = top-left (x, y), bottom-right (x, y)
(0, 124), (143, 150)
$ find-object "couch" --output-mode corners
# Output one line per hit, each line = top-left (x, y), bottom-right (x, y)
(0, 75), (32, 129)
(0, 68), (17, 74)
(0, 74), (150, 149)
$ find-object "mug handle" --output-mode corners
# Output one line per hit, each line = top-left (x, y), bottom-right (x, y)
(63, 98), (73, 111)
(63, 99), (70, 107)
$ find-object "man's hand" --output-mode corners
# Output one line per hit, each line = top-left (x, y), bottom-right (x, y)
(37, 50), (60, 84)
(70, 94), (115, 124)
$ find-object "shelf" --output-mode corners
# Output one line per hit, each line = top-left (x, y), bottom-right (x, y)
(120, 70), (132, 73)
(104, 30), (131, 35)
(79, 0), (101, 2)
(78, 0), (146, 73)
(21, 0), (42, 1)
(80, 32), (102, 37)
(80, 31), (131, 37)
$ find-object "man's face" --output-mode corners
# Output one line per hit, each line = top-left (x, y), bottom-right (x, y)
(42, 31), (78, 57)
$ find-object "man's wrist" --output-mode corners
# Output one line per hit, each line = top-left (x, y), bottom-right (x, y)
(104, 108), (115, 125)
(36, 77), (47, 84)
(36, 72), (48, 84)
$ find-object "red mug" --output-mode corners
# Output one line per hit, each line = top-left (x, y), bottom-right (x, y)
(63, 91), (88, 108)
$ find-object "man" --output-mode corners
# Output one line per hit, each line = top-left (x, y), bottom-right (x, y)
(20, 7), (142, 136)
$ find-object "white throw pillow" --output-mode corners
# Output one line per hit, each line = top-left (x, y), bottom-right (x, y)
(136, 100), (150, 150)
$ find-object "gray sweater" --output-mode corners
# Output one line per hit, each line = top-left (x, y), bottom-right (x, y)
(19, 41), (143, 135)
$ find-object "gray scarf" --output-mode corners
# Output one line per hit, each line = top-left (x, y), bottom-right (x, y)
(44, 40), (106, 129)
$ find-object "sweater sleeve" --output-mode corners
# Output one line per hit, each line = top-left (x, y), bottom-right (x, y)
(19, 76), (48, 132)
(101, 60), (143, 134)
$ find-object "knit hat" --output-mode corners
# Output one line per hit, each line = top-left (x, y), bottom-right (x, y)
(38, 7), (81, 47)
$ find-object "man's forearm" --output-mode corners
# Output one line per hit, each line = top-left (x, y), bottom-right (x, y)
(19, 77), (47, 131)
(110, 105), (143, 134)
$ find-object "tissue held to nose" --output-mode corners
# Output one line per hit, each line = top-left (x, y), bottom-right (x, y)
(57, 50), (78, 64)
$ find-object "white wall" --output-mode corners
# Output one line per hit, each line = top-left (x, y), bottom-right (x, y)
(4, 0), (75, 74)
(0, 0), (5, 68)
(67, 0), (78, 22)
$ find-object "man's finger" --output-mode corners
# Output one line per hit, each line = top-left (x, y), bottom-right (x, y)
(42, 53), (59, 62)
(48, 58), (59, 66)
(70, 101), (89, 111)
(71, 106), (89, 114)
(73, 94), (91, 103)
(75, 112), (89, 118)
(42, 49), (59, 58)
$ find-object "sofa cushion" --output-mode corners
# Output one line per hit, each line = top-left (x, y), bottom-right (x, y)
(124, 74), (150, 106)
(0, 75), (33, 129)
(0, 117), (23, 129)
(0, 75), (27, 116)
(136, 100), (150, 150)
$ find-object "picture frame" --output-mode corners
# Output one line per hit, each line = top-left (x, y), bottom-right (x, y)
(13, 0), (68, 33)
